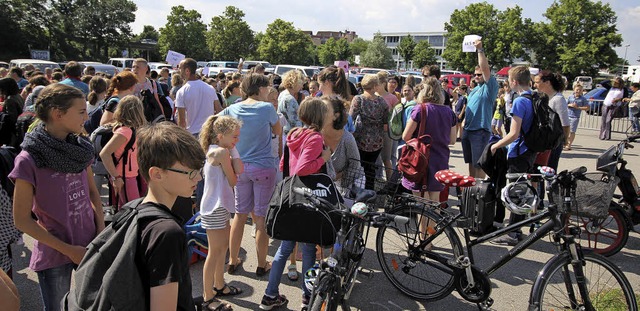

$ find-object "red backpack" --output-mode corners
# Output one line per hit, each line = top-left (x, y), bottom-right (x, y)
(398, 103), (431, 192)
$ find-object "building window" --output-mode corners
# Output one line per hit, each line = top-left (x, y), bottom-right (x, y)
(428, 36), (444, 47)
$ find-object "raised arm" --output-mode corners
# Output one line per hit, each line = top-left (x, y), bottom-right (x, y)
(475, 40), (490, 81)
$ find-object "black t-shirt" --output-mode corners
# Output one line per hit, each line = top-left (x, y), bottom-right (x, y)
(104, 96), (121, 113)
(136, 202), (194, 311)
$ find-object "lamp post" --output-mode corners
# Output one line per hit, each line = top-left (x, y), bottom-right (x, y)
(621, 44), (630, 76)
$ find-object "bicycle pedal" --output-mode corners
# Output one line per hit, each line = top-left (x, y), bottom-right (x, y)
(358, 268), (374, 279)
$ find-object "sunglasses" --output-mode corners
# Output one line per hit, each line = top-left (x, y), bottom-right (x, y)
(166, 167), (203, 180)
(474, 74), (483, 77)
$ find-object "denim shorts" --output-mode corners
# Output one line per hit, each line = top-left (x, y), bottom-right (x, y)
(461, 129), (490, 168)
(569, 117), (580, 133)
(234, 163), (277, 217)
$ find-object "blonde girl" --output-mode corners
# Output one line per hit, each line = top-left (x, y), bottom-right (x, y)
(99, 95), (147, 208)
(199, 115), (244, 311)
(10, 84), (104, 310)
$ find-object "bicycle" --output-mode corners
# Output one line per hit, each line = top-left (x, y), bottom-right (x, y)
(376, 166), (638, 310)
(567, 133), (640, 256)
(292, 187), (409, 311)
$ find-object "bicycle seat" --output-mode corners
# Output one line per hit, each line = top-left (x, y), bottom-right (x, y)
(352, 188), (377, 203)
(435, 170), (476, 187)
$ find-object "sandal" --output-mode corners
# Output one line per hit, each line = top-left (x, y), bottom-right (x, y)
(227, 258), (244, 275)
(202, 297), (233, 311)
(214, 284), (243, 297)
(256, 261), (272, 277)
(287, 264), (299, 281)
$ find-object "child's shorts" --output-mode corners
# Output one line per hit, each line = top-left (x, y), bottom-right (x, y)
(491, 118), (503, 129)
(201, 207), (231, 230)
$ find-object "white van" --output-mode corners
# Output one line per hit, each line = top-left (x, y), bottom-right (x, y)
(274, 65), (319, 78)
(9, 59), (60, 71)
(148, 62), (173, 75)
(107, 58), (136, 72)
(574, 76), (593, 90)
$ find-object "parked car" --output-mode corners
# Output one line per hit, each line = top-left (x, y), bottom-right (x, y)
(274, 65), (319, 78)
(442, 73), (473, 91)
(584, 83), (633, 116)
(347, 74), (365, 85)
(79, 62), (118, 77)
(574, 76), (593, 90)
(148, 62), (173, 75)
(9, 59), (60, 71)
(399, 71), (423, 85)
(107, 58), (135, 72)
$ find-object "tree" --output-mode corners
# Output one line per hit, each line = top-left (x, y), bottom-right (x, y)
(159, 5), (210, 60)
(397, 35), (416, 70)
(257, 19), (313, 65)
(531, 0), (622, 79)
(0, 0), (49, 60)
(207, 6), (255, 61)
(318, 38), (338, 65)
(360, 32), (394, 69)
(335, 38), (352, 61)
(76, 0), (137, 61)
(349, 38), (369, 56)
(134, 25), (161, 61)
(412, 40), (437, 69)
(442, 2), (531, 72)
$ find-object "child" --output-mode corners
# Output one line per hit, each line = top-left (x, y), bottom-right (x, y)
(492, 88), (506, 136)
(10, 84), (104, 310)
(199, 115), (244, 311)
(135, 122), (205, 310)
(260, 97), (333, 310)
(566, 83), (589, 150)
(99, 95), (147, 208)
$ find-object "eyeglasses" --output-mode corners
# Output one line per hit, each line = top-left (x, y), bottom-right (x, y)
(474, 74), (483, 77)
(166, 167), (203, 180)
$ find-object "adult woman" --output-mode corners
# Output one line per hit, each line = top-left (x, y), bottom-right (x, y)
(533, 71), (569, 170)
(100, 71), (138, 125)
(170, 74), (184, 101)
(350, 74), (389, 190)
(322, 95), (361, 195)
(387, 75), (401, 101)
(600, 77), (626, 140)
(219, 74), (282, 277)
(401, 77), (456, 201)
(277, 69), (304, 134)
(0, 78), (24, 147)
(376, 71), (398, 179)
(317, 66), (353, 131)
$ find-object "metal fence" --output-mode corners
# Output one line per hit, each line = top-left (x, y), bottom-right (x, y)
(577, 100), (632, 133)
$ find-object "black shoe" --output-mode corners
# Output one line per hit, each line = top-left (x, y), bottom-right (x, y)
(260, 294), (288, 310)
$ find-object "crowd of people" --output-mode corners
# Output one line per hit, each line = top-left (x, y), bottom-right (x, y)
(1, 38), (640, 311)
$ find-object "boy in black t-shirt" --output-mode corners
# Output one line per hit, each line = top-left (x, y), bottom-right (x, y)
(135, 122), (207, 310)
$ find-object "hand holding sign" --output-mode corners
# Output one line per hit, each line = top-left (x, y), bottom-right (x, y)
(462, 35), (482, 52)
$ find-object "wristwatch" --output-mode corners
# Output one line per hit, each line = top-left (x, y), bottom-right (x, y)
(109, 175), (122, 182)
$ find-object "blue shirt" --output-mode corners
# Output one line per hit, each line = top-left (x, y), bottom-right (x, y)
(17, 78), (29, 90)
(508, 91), (534, 159)
(567, 94), (588, 119)
(59, 78), (90, 97)
(220, 101), (279, 168)
(399, 100), (417, 146)
(465, 75), (498, 131)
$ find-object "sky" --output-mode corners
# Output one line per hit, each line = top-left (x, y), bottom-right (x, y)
(132, 0), (640, 65)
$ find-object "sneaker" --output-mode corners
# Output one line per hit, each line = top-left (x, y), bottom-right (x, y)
(260, 294), (288, 310)
(491, 234), (518, 246)
(301, 295), (310, 310)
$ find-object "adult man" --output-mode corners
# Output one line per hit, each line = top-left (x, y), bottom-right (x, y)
(175, 58), (216, 136)
(624, 82), (640, 134)
(461, 40), (498, 178)
(132, 58), (168, 122)
(58, 61), (90, 96)
(421, 64), (451, 108)
(9, 67), (28, 90)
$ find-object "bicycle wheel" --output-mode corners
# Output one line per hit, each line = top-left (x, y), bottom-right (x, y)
(376, 204), (463, 301)
(529, 251), (638, 311)
(565, 202), (630, 257)
(310, 273), (339, 311)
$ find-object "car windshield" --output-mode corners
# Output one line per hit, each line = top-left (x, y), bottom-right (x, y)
(304, 68), (317, 77)
(124, 60), (134, 68)
(225, 62), (239, 68)
(578, 77), (591, 82)
(29, 63), (59, 71)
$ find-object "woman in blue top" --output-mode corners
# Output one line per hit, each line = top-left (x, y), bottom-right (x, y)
(219, 74), (283, 277)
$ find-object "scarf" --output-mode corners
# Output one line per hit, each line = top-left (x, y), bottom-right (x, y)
(21, 123), (94, 174)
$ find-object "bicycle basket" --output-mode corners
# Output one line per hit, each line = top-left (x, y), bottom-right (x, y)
(550, 172), (619, 219)
(338, 158), (403, 211)
(596, 145), (618, 175)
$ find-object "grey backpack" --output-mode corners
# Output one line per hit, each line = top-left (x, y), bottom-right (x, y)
(62, 199), (176, 311)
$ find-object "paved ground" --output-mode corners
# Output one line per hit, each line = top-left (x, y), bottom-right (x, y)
(11, 128), (640, 310)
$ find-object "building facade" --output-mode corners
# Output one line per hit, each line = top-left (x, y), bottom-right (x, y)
(380, 31), (447, 70)
(303, 30), (358, 45)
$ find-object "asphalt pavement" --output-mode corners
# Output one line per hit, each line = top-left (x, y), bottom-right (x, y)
(11, 128), (640, 310)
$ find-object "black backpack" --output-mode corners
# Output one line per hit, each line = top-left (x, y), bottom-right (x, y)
(62, 199), (177, 311)
(0, 146), (18, 197)
(141, 80), (170, 124)
(14, 111), (37, 148)
(84, 97), (119, 134)
(519, 92), (565, 153)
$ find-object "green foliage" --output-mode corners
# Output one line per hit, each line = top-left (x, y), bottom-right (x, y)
(207, 6), (255, 61)
(397, 35), (416, 70)
(361, 32), (394, 69)
(0, 0), (49, 60)
(133, 25), (160, 61)
(135, 25), (160, 41)
(159, 5), (209, 61)
(413, 40), (437, 69)
(76, 0), (137, 61)
(257, 19), (313, 65)
(531, 0), (622, 79)
(349, 38), (370, 56)
(318, 38), (352, 65)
